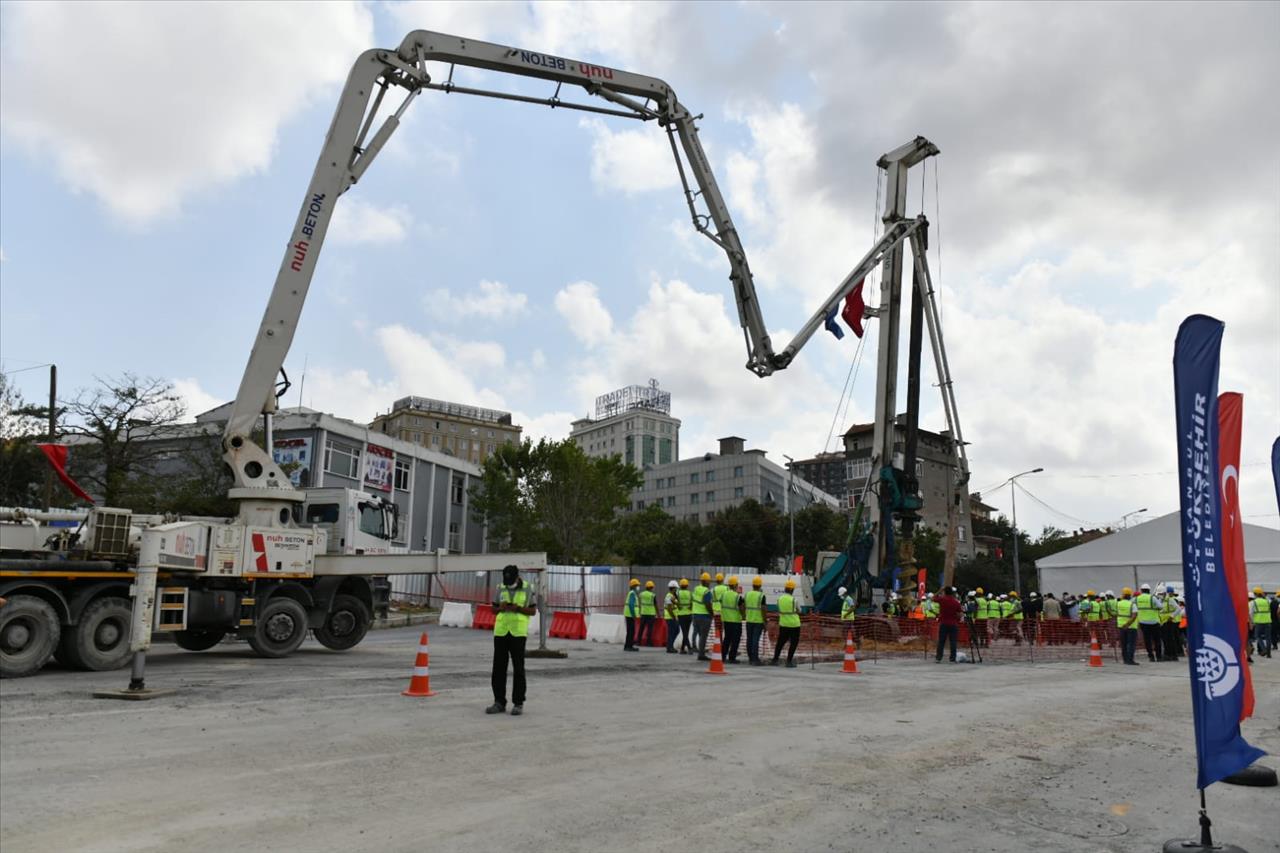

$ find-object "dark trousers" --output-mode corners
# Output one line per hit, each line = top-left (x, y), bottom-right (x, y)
(1255, 623), (1272, 657)
(492, 634), (527, 706)
(1162, 622), (1182, 660)
(691, 615), (710, 657)
(773, 626), (800, 663)
(722, 621), (742, 661)
(935, 624), (958, 661)
(746, 622), (764, 662)
(1140, 623), (1163, 660)
(975, 620), (989, 647)
(638, 615), (655, 646)
(1120, 628), (1138, 663)
(624, 616), (637, 649)
(666, 618), (680, 651)
(678, 615), (692, 651)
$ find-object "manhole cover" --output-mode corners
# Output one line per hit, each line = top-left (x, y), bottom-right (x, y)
(1018, 807), (1129, 838)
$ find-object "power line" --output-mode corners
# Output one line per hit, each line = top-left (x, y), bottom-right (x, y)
(1014, 481), (1102, 528)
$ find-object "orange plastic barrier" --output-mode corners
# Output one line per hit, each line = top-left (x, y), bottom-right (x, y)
(549, 610), (587, 640)
(636, 619), (669, 647)
(472, 604), (496, 631)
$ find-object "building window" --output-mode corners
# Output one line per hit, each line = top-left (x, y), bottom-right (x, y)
(394, 458), (412, 491)
(847, 459), (872, 482)
(432, 435), (440, 446)
(706, 470), (715, 482)
(734, 487), (744, 498)
(690, 472), (699, 484)
(637, 499), (646, 510)
(451, 476), (464, 504)
(733, 465), (743, 478)
(324, 439), (361, 479)
(666, 496), (676, 507)
(706, 491), (715, 502)
(691, 493), (700, 504)
(448, 522), (461, 552)
(957, 526), (967, 543)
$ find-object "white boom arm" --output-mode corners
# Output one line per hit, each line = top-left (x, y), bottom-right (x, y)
(224, 30), (930, 508)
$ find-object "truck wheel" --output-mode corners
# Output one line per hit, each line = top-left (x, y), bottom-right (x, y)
(62, 597), (133, 671)
(314, 594), (371, 651)
(173, 630), (225, 652)
(0, 595), (61, 678)
(247, 597), (308, 658)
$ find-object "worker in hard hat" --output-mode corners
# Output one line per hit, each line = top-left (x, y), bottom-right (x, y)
(1251, 586), (1273, 658)
(839, 586), (856, 623)
(637, 580), (658, 649)
(711, 572), (726, 621)
(975, 591), (993, 647)
(1135, 583), (1163, 662)
(1007, 591), (1023, 646)
(676, 578), (694, 654)
(923, 592), (939, 620)
(771, 578), (802, 668)
(1160, 585), (1182, 662)
(1023, 591), (1042, 645)
(1115, 587), (1140, 665)
(690, 572), (713, 661)
(720, 575), (745, 664)
(664, 580), (681, 654)
(744, 576), (768, 665)
(623, 579), (641, 652)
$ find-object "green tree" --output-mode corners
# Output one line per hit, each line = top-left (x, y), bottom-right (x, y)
(470, 438), (642, 563)
(0, 372), (47, 506)
(705, 499), (783, 571)
(910, 526), (946, 581)
(791, 503), (848, 574)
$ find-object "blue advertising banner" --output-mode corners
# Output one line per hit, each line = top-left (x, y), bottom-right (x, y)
(1172, 314), (1265, 789)
(1272, 437), (1280, 514)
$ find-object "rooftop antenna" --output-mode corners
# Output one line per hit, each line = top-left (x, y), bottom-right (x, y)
(297, 354), (308, 411)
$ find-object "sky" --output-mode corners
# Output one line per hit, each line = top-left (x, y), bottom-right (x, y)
(1, 1), (1277, 538)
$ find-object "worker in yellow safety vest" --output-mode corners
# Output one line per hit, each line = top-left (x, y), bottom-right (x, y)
(690, 572), (713, 661)
(623, 578), (642, 652)
(1159, 585), (1181, 662)
(711, 572), (726, 620)
(974, 589), (991, 647)
(664, 580), (681, 654)
(1134, 583), (1163, 662)
(771, 578), (802, 667)
(840, 586), (857, 623)
(720, 576), (745, 664)
(1251, 586), (1273, 658)
(486, 564), (537, 716)
(638, 580), (658, 648)
(1115, 587), (1140, 665)
(924, 593), (940, 619)
(744, 577), (768, 665)
(676, 578), (694, 654)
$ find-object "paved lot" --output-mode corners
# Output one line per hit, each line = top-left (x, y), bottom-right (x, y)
(2, 625), (1277, 853)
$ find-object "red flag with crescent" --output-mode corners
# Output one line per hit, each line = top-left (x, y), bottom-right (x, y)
(36, 444), (96, 504)
(1218, 392), (1254, 720)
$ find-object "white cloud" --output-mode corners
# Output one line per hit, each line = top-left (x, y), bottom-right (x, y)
(426, 280), (528, 319)
(579, 118), (678, 196)
(172, 378), (223, 422)
(554, 281), (614, 346)
(0, 2), (374, 226)
(328, 200), (412, 245)
(513, 410), (577, 444)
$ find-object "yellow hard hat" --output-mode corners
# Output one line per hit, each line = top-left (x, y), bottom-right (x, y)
(645, 580), (655, 589)
(1121, 587), (1133, 596)
(1275, 588), (1280, 596)
(727, 575), (739, 586)
(975, 587), (984, 594)
(1253, 586), (1264, 595)
(700, 572), (711, 582)
(1010, 591), (1019, 598)
(629, 579), (640, 587)
(715, 572), (725, 582)
(1086, 589), (1096, 597)
(679, 578), (689, 588)
(752, 576), (763, 588)
(784, 578), (796, 591)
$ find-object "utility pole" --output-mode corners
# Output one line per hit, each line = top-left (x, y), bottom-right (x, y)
(43, 364), (57, 511)
(1005, 467), (1043, 595)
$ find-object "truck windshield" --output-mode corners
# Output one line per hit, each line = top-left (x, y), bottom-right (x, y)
(306, 504), (340, 524)
(358, 503), (388, 539)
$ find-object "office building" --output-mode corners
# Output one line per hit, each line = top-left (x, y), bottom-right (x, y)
(370, 396), (521, 466)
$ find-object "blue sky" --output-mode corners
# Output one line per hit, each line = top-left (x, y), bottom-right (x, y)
(2, 1), (1277, 537)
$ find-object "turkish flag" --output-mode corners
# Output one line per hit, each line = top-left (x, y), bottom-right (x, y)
(36, 444), (96, 504)
(841, 279), (866, 338)
(1218, 392), (1253, 720)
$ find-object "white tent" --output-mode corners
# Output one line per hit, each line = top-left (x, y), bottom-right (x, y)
(1035, 511), (1280, 594)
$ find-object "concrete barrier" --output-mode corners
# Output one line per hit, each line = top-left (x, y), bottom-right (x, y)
(586, 613), (626, 644)
(527, 612), (540, 637)
(438, 602), (472, 628)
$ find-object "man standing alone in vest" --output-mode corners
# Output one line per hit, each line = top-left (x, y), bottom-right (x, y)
(744, 576), (768, 665)
(487, 564), (537, 716)
(1135, 584), (1163, 662)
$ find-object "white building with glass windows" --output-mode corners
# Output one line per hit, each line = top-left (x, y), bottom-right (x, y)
(631, 436), (838, 524)
(570, 380), (680, 467)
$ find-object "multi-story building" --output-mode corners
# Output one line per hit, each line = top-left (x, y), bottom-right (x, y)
(842, 416), (975, 559)
(633, 436), (839, 524)
(787, 451), (849, 507)
(370, 396), (521, 466)
(570, 380), (680, 467)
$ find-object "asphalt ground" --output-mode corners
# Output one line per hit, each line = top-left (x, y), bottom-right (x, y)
(1, 625), (1277, 853)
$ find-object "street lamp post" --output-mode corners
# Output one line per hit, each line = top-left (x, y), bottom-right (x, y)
(1121, 507), (1148, 529)
(1005, 467), (1044, 596)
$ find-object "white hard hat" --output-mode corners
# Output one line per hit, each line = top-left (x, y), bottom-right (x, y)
(1140, 583), (1151, 591)
(967, 590), (976, 597)
(1029, 591), (1038, 597)
(926, 593), (934, 598)
(668, 580), (678, 588)
(1105, 590), (1114, 596)
(838, 586), (848, 596)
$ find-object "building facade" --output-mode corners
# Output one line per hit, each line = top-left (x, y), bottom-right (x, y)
(842, 417), (975, 560)
(632, 437), (839, 524)
(570, 380), (680, 467)
(370, 396), (521, 466)
(787, 452), (849, 508)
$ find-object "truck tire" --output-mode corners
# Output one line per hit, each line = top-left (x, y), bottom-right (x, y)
(247, 597), (308, 658)
(314, 594), (371, 651)
(0, 595), (61, 678)
(62, 596), (133, 671)
(173, 630), (225, 652)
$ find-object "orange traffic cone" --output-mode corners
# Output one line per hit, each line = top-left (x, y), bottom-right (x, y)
(1087, 633), (1103, 668)
(842, 631), (860, 674)
(706, 622), (726, 675)
(402, 631), (437, 696)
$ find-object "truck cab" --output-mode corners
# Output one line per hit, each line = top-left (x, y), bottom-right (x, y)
(301, 489), (403, 555)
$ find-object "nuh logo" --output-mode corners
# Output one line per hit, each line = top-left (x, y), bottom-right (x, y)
(1195, 633), (1240, 699)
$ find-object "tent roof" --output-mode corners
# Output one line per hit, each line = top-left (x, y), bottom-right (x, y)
(1035, 511), (1280, 569)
